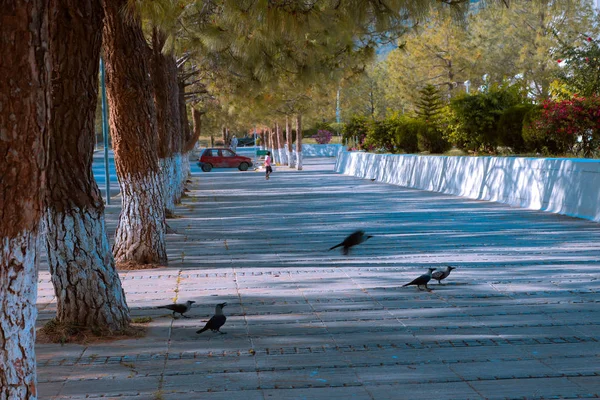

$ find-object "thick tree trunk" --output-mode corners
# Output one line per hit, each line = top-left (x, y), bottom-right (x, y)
(192, 108), (202, 175)
(0, 1), (49, 397)
(271, 127), (279, 163)
(150, 28), (173, 212)
(295, 114), (303, 170)
(166, 56), (183, 206)
(178, 78), (193, 185)
(46, 0), (130, 330)
(151, 31), (184, 211)
(286, 116), (295, 168)
(276, 122), (286, 165)
(103, 0), (167, 265)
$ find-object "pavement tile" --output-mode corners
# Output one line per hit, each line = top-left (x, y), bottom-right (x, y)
(36, 158), (600, 400)
(469, 377), (593, 399)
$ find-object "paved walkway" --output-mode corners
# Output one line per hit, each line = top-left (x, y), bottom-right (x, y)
(36, 158), (600, 399)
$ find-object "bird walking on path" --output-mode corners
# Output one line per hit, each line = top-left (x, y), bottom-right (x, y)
(329, 230), (373, 255)
(432, 266), (456, 285)
(197, 302), (228, 335)
(402, 268), (436, 291)
(157, 300), (195, 318)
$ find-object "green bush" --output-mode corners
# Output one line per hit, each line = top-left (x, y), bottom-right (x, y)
(497, 104), (535, 153)
(522, 105), (558, 155)
(449, 84), (526, 152)
(342, 115), (370, 148)
(389, 114), (419, 153)
(417, 124), (449, 153)
(364, 119), (394, 152)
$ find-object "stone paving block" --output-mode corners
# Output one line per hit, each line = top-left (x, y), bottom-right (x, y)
(469, 377), (593, 399)
(58, 376), (160, 397)
(37, 381), (65, 398)
(366, 382), (484, 400)
(257, 367), (361, 389)
(255, 353), (351, 370)
(162, 389), (266, 400)
(162, 371), (260, 392)
(355, 363), (460, 385)
(568, 377), (600, 394)
(450, 359), (556, 380)
(262, 386), (373, 400)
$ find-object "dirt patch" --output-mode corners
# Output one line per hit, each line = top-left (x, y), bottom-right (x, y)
(116, 261), (165, 271)
(37, 319), (147, 345)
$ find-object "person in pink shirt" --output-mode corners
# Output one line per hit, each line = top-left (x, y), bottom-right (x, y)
(264, 152), (273, 180)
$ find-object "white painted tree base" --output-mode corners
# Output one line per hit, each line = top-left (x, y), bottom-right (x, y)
(113, 172), (167, 264)
(44, 207), (130, 330)
(1, 233), (38, 399)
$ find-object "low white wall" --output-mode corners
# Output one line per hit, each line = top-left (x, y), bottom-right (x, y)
(302, 144), (343, 157)
(335, 151), (600, 222)
(236, 144), (343, 158)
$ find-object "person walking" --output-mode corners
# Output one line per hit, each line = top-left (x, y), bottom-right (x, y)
(230, 135), (238, 152)
(264, 151), (273, 180)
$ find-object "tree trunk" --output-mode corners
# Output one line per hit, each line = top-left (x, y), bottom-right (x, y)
(295, 114), (303, 170)
(270, 127), (277, 163)
(151, 33), (183, 211)
(150, 28), (174, 212)
(276, 121), (286, 165)
(103, 0), (167, 265)
(0, 1), (49, 397)
(286, 115), (295, 168)
(190, 108), (203, 185)
(45, 0), (130, 330)
(176, 76), (190, 198)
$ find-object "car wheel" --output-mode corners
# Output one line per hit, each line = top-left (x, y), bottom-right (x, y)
(238, 162), (249, 171)
(202, 163), (212, 172)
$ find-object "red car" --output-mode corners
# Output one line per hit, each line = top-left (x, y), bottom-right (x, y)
(197, 148), (253, 172)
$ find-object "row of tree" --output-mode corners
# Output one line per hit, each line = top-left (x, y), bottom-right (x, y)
(338, 0), (600, 157)
(3, 0), (500, 396)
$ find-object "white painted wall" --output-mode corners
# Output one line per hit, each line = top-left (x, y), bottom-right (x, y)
(335, 151), (600, 222)
(236, 144), (343, 158)
(302, 144), (344, 157)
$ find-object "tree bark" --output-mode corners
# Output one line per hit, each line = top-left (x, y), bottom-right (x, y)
(166, 56), (184, 205)
(45, 0), (130, 330)
(151, 29), (182, 212)
(295, 114), (303, 170)
(103, 0), (167, 265)
(179, 77), (195, 185)
(276, 121), (286, 165)
(0, 1), (49, 397)
(286, 116), (295, 168)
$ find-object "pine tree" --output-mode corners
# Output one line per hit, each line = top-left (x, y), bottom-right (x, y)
(415, 84), (443, 123)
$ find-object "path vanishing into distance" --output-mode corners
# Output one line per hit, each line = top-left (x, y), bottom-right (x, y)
(36, 157), (600, 399)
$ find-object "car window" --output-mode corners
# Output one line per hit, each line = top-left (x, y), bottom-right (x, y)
(204, 149), (213, 157)
(221, 149), (235, 157)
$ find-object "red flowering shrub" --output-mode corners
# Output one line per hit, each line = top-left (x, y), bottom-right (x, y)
(312, 129), (333, 144)
(528, 96), (600, 157)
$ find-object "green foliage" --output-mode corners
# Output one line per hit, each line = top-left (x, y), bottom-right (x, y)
(496, 104), (536, 153)
(415, 84), (443, 122)
(521, 106), (550, 154)
(391, 116), (420, 153)
(363, 113), (422, 154)
(342, 115), (370, 147)
(555, 36), (600, 98)
(417, 123), (451, 154)
(448, 84), (525, 152)
(364, 119), (394, 152)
